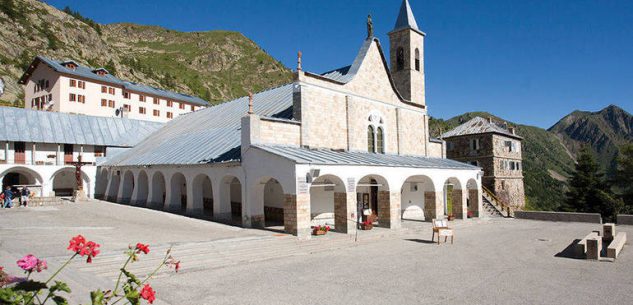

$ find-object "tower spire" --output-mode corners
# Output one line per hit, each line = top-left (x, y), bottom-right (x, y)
(393, 0), (419, 31)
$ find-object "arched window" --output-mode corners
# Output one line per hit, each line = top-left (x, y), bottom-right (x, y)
(367, 126), (375, 153)
(414, 48), (420, 71)
(396, 48), (405, 71)
(376, 127), (384, 154)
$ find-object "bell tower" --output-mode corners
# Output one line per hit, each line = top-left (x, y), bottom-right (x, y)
(388, 0), (425, 106)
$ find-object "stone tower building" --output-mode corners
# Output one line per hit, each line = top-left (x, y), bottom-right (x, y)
(442, 117), (526, 208)
(388, 0), (426, 107)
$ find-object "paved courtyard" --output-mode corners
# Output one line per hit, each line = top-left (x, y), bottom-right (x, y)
(1, 201), (632, 305)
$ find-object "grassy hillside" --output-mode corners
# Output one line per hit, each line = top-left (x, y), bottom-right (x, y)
(0, 0), (293, 105)
(430, 112), (576, 211)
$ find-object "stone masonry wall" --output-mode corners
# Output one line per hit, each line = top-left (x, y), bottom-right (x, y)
(377, 191), (401, 229)
(259, 118), (301, 147)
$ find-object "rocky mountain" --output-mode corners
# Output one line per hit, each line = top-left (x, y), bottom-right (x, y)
(549, 105), (633, 174)
(0, 0), (293, 105)
(430, 112), (577, 211)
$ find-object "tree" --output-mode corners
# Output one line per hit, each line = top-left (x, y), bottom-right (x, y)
(614, 144), (633, 211)
(562, 147), (622, 220)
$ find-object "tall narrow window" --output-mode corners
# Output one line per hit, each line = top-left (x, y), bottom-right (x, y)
(414, 48), (420, 71)
(367, 126), (375, 153)
(376, 127), (384, 154)
(396, 47), (405, 71)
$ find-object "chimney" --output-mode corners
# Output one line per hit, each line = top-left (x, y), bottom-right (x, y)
(508, 126), (516, 135)
(297, 51), (302, 71)
(487, 117), (493, 124)
(247, 92), (254, 115)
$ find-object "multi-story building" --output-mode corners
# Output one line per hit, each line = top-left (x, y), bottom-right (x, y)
(442, 117), (526, 208)
(18, 57), (207, 122)
(98, 0), (483, 239)
(0, 107), (162, 197)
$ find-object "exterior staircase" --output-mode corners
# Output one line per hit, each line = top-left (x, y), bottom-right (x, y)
(481, 186), (514, 218)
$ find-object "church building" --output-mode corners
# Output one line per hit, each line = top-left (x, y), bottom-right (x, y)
(97, 0), (483, 238)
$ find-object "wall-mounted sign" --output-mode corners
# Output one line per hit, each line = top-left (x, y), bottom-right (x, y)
(347, 177), (356, 193)
(297, 176), (309, 194)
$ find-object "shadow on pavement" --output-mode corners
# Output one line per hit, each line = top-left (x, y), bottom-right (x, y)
(405, 238), (436, 244)
(555, 239), (584, 259)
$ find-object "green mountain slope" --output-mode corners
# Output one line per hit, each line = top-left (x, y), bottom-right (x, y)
(0, 0), (293, 105)
(430, 112), (576, 211)
(548, 105), (633, 175)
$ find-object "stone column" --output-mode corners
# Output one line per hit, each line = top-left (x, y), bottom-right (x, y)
(334, 192), (357, 234)
(130, 173), (140, 206)
(185, 180), (201, 216)
(378, 191), (402, 229)
(284, 193), (311, 239)
(424, 191), (442, 221)
(468, 189), (481, 218)
(452, 189), (467, 219)
(246, 181), (265, 228)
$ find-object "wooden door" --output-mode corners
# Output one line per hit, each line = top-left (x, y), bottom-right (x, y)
(14, 142), (25, 164)
(64, 144), (73, 164)
(370, 179), (378, 218)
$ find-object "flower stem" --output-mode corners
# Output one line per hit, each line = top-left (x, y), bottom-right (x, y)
(112, 252), (134, 296)
(24, 253), (77, 305)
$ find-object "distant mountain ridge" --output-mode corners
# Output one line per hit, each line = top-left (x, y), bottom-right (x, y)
(0, 0), (293, 105)
(549, 105), (633, 174)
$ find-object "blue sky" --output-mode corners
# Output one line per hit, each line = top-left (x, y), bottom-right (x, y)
(45, 0), (633, 128)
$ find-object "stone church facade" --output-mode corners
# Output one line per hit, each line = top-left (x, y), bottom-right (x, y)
(97, 0), (483, 239)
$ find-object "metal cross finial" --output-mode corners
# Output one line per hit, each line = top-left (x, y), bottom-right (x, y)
(367, 14), (373, 38)
(248, 92), (254, 114)
(297, 51), (302, 71)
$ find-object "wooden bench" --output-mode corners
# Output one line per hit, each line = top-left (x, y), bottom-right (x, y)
(575, 231), (600, 258)
(607, 232), (627, 259)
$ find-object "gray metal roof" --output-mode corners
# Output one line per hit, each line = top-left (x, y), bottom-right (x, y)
(320, 38), (373, 83)
(101, 84), (295, 166)
(393, 0), (419, 32)
(0, 107), (163, 147)
(22, 56), (208, 106)
(254, 145), (479, 170)
(441, 117), (522, 139)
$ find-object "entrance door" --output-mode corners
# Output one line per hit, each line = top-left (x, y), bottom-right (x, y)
(64, 144), (73, 164)
(370, 179), (378, 219)
(14, 142), (25, 164)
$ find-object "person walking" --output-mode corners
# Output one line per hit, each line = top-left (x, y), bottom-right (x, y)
(3, 186), (13, 208)
(21, 186), (30, 207)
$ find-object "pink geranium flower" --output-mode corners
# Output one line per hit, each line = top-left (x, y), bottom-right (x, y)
(17, 255), (39, 272)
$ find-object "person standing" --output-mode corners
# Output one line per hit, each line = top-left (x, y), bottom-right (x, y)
(21, 187), (30, 207)
(3, 186), (13, 208)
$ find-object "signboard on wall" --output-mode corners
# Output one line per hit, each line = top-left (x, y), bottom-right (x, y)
(347, 177), (356, 193)
(297, 176), (309, 194)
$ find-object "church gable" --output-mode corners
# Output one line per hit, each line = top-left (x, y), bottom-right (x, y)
(343, 39), (403, 106)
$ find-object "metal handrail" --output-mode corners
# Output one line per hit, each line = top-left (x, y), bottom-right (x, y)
(481, 185), (514, 217)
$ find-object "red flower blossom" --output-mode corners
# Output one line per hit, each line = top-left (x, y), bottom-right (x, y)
(174, 261), (181, 273)
(140, 284), (156, 304)
(68, 235), (100, 263)
(136, 243), (150, 254)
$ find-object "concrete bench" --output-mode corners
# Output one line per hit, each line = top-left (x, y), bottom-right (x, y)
(576, 231), (600, 257)
(607, 232), (627, 259)
(30, 197), (64, 206)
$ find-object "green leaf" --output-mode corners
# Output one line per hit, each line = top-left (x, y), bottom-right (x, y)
(121, 268), (141, 285)
(52, 295), (69, 305)
(13, 280), (47, 292)
(125, 289), (140, 305)
(90, 289), (105, 305)
(50, 281), (72, 294)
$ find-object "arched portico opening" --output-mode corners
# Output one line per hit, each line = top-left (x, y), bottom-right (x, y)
(169, 173), (187, 212)
(106, 171), (121, 202)
(150, 172), (166, 209)
(120, 170), (134, 204)
(219, 176), (242, 225)
(356, 175), (391, 227)
(135, 170), (149, 206)
(256, 177), (285, 228)
(51, 167), (90, 197)
(467, 179), (480, 218)
(443, 177), (465, 219)
(401, 175), (435, 221)
(95, 168), (109, 199)
(192, 174), (213, 217)
(309, 174), (350, 232)
(0, 167), (43, 197)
